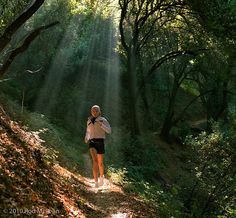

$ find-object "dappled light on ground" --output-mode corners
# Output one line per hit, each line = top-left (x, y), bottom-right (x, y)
(0, 107), (159, 217)
(54, 193), (85, 218)
(111, 212), (130, 218)
(80, 176), (123, 194)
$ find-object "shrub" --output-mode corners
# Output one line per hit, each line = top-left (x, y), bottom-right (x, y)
(184, 120), (236, 217)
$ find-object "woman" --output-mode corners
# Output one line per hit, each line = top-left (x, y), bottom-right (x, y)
(84, 105), (111, 188)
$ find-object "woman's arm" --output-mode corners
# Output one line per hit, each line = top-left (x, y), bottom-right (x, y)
(84, 120), (91, 143)
(99, 118), (111, 134)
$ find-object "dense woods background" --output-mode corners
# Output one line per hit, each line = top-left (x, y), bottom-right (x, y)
(0, 0), (236, 217)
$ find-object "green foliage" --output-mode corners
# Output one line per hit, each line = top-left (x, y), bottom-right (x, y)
(1, 1), (236, 218)
(1, 0), (119, 138)
(0, 0), (31, 33)
(115, 133), (166, 181)
(184, 120), (236, 217)
(181, 80), (199, 96)
(187, 0), (236, 39)
(107, 165), (183, 218)
(138, 182), (183, 218)
(107, 166), (129, 186)
(106, 130), (187, 217)
(171, 121), (192, 142)
(0, 93), (85, 168)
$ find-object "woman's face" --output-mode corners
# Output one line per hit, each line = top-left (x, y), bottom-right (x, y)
(91, 107), (100, 117)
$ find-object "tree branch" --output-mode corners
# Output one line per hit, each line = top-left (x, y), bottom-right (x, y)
(0, 0), (45, 52)
(119, 0), (129, 51)
(136, 48), (207, 98)
(173, 89), (214, 125)
(0, 21), (59, 78)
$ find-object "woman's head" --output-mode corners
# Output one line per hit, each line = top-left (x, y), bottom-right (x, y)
(91, 105), (101, 117)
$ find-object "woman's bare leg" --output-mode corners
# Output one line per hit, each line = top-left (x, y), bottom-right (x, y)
(97, 154), (104, 185)
(89, 148), (98, 183)
(97, 154), (104, 177)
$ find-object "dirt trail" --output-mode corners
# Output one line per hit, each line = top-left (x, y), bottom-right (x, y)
(78, 153), (159, 218)
(0, 107), (159, 218)
(77, 176), (158, 217)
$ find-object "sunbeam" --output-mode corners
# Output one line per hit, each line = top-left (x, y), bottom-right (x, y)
(103, 17), (121, 127)
(34, 19), (77, 116)
(70, 15), (103, 126)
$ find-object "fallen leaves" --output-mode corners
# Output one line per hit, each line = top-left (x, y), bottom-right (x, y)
(0, 105), (159, 218)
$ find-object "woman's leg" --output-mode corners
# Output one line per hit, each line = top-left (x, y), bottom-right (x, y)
(89, 148), (98, 185)
(97, 154), (104, 185)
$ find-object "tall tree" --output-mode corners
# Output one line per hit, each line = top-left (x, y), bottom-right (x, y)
(118, 0), (206, 138)
(186, 0), (236, 126)
(118, 0), (188, 135)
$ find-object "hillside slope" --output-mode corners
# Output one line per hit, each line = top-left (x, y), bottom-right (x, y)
(0, 106), (159, 218)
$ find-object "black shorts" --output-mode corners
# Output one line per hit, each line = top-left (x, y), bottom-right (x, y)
(89, 138), (105, 154)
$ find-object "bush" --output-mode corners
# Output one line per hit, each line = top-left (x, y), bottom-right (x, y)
(0, 93), (85, 169)
(184, 120), (236, 218)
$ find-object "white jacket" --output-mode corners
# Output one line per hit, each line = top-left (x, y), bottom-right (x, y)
(85, 116), (111, 143)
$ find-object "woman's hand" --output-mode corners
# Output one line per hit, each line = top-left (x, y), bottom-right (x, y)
(99, 120), (103, 126)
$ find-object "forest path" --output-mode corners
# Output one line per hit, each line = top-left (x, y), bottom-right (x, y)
(0, 106), (159, 218)
(76, 153), (159, 218)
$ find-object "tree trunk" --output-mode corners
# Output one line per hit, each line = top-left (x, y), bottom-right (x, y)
(206, 82), (228, 129)
(215, 81), (228, 121)
(127, 48), (140, 136)
(138, 56), (152, 131)
(160, 81), (179, 141)
(160, 116), (173, 141)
